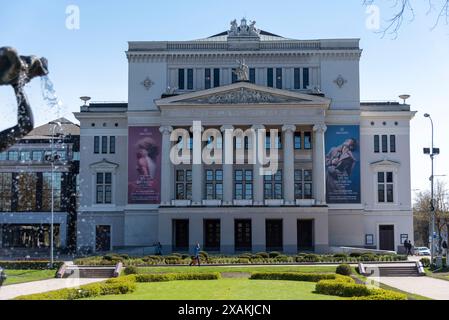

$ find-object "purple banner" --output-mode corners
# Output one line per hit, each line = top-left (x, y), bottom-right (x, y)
(128, 127), (162, 204)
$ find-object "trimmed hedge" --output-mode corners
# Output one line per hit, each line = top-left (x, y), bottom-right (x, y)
(14, 277), (136, 300)
(352, 289), (407, 300)
(250, 272), (352, 283)
(0, 261), (63, 270)
(336, 264), (352, 276)
(123, 266), (140, 275)
(135, 272), (221, 283)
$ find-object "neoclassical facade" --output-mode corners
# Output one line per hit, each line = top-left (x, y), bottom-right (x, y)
(75, 19), (415, 254)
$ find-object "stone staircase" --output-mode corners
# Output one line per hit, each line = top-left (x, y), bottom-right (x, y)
(59, 263), (122, 279)
(360, 262), (425, 277)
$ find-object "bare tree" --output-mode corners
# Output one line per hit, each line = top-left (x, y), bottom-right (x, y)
(413, 181), (449, 252)
(364, 0), (449, 37)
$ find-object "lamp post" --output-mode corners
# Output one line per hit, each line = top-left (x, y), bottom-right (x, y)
(423, 113), (440, 266)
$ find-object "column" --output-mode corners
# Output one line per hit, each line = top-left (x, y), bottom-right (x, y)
(282, 125), (296, 205)
(313, 124), (327, 205)
(191, 124), (204, 205)
(221, 125), (234, 206)
(159, 126), (174, 205)
(252, 125), (265, 205)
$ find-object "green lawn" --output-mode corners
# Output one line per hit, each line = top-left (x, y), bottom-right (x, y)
(2, 269), (56, 286)
(89, 278), (346, 300)
(137, 265), (337, 274)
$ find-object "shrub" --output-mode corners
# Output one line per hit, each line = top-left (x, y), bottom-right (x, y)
(333, 253), (348, 258)
(303, 254), (320, 262)
(256, 252), (269, 259)
(123, 266), (139, 275)
(199, 251), (209, 260)
(349, 252), (362, 258)
(316, 280), (372, 297)
(352, 289), (407, 300)
(275, 255), (289, 262)
(181, 254), (190, 260)
(135, 272), (220, 282)
(250, 272), (347, 283)
(268, 251), (281, 258)
(336, 264), (352, 276)
(0, 261), (63, 270)
(360, 253), (376, 262)
(238, 258), (250, 264)
(420, 257), (430, 267)
(171, 253), (182, 258)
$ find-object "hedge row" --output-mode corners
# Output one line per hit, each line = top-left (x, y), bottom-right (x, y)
(134, 272), (221, 282)
(0, 261), (63, 270)
(250, 272), (348, 283)
(315, 279), (407, 300)
(14, 277), (136, 300)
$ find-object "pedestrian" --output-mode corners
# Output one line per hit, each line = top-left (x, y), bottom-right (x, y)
(404, 240), (410, 256)
(407, 240), (413, 256)
(189, 243), (201, 267)
(156, 242), (162, 256)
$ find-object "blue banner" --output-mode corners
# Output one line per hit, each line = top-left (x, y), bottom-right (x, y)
(325, 125), (361, 204)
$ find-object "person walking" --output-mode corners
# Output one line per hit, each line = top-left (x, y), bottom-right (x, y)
(407, 240), (413, 256)
(404, 240), (411, 256)
(189, 243), (201, 267)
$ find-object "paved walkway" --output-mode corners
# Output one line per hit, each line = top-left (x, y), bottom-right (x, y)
(0, 278), (106, 300)
(377, 276), (449, 300)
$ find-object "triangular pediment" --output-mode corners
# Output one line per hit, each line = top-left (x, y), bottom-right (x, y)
(370, 159), (401, 168)
(156, 82), (331, 107)
(89, 159), (119, 171)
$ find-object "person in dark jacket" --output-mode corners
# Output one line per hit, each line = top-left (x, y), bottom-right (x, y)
(189, 243), (201, 267)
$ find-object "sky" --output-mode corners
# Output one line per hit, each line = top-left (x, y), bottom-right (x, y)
(1, 0), (448, 199)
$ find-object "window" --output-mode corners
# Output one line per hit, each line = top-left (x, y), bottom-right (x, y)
(381, 135), (388, 153)
(294, 132), (302, 149)
(205, 169), (223, 200)
(390, 135), (396, 153)
(17, 173), (37, 211)
(173, 220), (189, 250)
(101, 136), (108, 154)
(32, 151), (43, 161)
(303, 68), (309, 89)
(304, 132), (312, 149)
(110, 136), (116, 154)
(177, 134), (193, 150)
(234, 169), (253, 200)
(0, 152), (7, 160)
(265, 132), (282, 149)
(276, 68), (282, 89)
(0, 173), (12, 211)
(235, 219), (252, 251)
(378, 171), (394, 203)
(96, 172), (112, 204)
(94, 136), (100, 154)
(204, 220), (220, 251)
(294, 169), (313, 200)
(175, 169), (192, 200)
(8, 151), (18, 161)
(294, 68), (301, 89)
(20, 151), (31, 161)
(267, 68), (273, 87)
(213, 68), (220, 87)
(42, 172), (62, 211)
(264, 170), (282, 200)
(178, 69), (185, 90)
(205, 68), (211, 89)
(249, 68), (256, 84)
(231, 68), (237, 83)
(266, 219), (283, 251)
(187, 68), (193, 90)
(374, 135), (380, 153)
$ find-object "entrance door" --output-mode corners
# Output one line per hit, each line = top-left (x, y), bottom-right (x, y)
(235, 219), (252, 251)
(297, 220), (314, 251)
(379, 225), (395, 251)
(95, 225), (111, 252)
(266, 219), (283, 251)
(204, 219), (220, 251)
(173, 219), (189, 251)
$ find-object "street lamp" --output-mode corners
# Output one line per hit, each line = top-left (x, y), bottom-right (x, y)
(423, 113), (440, 266)
(45, 121), (62, 268)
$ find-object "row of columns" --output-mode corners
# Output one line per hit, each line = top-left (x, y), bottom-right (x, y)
(159, 124), (327, 206)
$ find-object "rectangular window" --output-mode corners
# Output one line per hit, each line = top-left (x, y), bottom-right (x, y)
(187, 68), (193, 90)
(235, 169), (253, 200)
(294, 132), (302, 149)
(205, 68), (211, 89)
(94, 136), (100, 154)
(204, 219), (220, 251)
(17, 173), (37, 211)
(8, 151), (18, 161)
(374, 135), (380, 153)
(235, 219), (252, 251)
(294, 68), (301, 89)
(20, 151), (31, 161)
(266, 219), (283, 251)
(267, 68), (273, 87)
(382, 135), (388, 153)
(101, 136), (108, 154)
(276, 68), (282, 89)
(249, 68), (256, 84)
(175, 169), (192, 200)
(390, 135), (396, 153)
(42, 172), (62, 211)
(0, 152), (7, 160)
(96, 172), (112, 204)
(264, 170), (282, 200)
(0, 173), (12, 211)
(377, 172), (394, 203)
(178, 69), (185, 90)
(303, 68), (309, 89)
(32, 151), (43, 161)
(304, 132), (312, 149)
(109, 136), (116, 154)
(205, 169), (223, 200)
(173, 219), (189, 250)
(213, 68), (220, 87)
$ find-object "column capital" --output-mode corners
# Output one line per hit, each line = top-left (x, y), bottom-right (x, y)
(313, 123), (327, 134)
(251, 124), (265, 131)
(159, 126), (173, 135)
(282, 124), (297, 133)
(220, 125), (234, 132)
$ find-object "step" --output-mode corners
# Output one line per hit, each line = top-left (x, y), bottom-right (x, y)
(365, 265), (419, 277)
(63, 266), (116, 279)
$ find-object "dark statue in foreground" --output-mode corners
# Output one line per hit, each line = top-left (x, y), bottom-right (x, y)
(0, 47), (48, 152)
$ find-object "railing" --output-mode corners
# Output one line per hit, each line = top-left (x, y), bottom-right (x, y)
(56, 263), (67, 279)
(113, 262), (123, 278)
